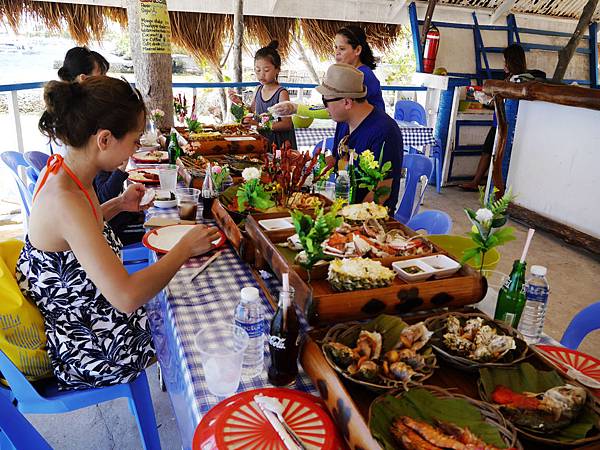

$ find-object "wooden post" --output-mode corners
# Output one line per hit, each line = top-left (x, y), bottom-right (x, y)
(232, 0), (244, 94)
(492, 95), (507, 198)
(552, 0), (599, 83)
(420, 0), (438, 51)
(126, 0), (174, 129)
(293, 34), (320, 84)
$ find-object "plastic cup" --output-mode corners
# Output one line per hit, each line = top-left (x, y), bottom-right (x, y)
(196, 324), (249, 397)
(159, 165), (178, 192)
(175, 188), (200, 221)
(314, 181), (335, 201)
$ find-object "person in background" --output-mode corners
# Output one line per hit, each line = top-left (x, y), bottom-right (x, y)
(57, 47), (143, 244)
(229, 40), (297, 149)
(459, 44), (546, 191)
(270, 25), (385, 123)
(18, 76), (221, 389)
(318, 63), (403, 211)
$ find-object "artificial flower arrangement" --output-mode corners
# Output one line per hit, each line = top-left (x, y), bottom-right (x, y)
(462, 187), (516, 273)
(173, 93), (188, 124)
(210, 164), (231, 192)
(257, 112), (274, 131)
(355, 146), (392, 205)
(149, 108), (165, 124)
(236, 167), (275, 212)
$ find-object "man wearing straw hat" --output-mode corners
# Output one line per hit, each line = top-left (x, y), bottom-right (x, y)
(317, 63), (403, 211)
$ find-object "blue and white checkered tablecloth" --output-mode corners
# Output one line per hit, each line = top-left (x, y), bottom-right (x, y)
(144, 206), (316, 448)
(295, 123), (437, 149)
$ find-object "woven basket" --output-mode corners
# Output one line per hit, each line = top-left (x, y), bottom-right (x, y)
(424, 312), (529, 372)
(369, 385), (522, 449)
(477, 379), (600, 447)
(321, 320), (437, 392)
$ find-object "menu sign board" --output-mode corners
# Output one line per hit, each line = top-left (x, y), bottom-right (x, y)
(139, 0), (171, 54)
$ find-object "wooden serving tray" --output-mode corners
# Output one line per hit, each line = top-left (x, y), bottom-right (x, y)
(300, 310), (600, 449)
(245, 213), (486, 325)
(186, 135), (267, 155)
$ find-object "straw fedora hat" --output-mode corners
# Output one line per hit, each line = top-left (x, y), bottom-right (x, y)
(316, 63), (368, 98)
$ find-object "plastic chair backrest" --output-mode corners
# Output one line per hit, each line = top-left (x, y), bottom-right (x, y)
(311, 137), (334, 157)
(1, 151), (33, 218)
(0, 393), (52, 450)
(560, 301), (600, 349)
(394, 154), (434, 224)
(406, 210), (453, 235)
(24, 151), (49, 176)
(394, 100), (427, 126)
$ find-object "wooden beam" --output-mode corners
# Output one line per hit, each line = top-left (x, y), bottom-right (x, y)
(483, 79), (600, 111)
(420, 0), (438, 51)
(490, 0), (517, 24)
(509, 203), (600, 259)
(552, 0), (600, 83)
(232, 0), (244, 93)
(492, 95), (507, 198)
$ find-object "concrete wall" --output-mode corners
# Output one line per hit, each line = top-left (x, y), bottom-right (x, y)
(418, 6), (592, 82)
(507, 100), (600, 238)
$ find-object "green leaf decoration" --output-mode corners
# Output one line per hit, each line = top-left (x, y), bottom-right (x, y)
(461, 246), (482, 264)
(479, 363), (597, 442)
(370, 388), (508, 450)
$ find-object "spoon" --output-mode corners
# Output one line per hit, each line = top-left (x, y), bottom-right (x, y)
(255, 395), (307, 449)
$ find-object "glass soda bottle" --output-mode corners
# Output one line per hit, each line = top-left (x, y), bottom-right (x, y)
(268, 287), (299, 386)
(168, 132), (181, 165)
(494, 259), (527, 328)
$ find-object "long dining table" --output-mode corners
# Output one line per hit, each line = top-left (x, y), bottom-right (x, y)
(143, 204), (317, 449)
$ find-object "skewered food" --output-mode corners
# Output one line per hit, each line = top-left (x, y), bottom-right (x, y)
(390, 416), (504, 450)
(328, 258), (395, 291)
(442, 315), (516, 362)
(492, 384), (587, 432)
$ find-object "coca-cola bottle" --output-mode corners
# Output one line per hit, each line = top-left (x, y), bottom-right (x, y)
(268, 279), (299, 386)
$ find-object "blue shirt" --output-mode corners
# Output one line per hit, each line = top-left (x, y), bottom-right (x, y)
(358, 65), (385, 112)
(333, 107), (404, 210)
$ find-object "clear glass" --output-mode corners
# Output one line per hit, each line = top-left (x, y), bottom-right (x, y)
(195, 324), (249, 397)
(140, 120), (159, 146)
(158, 165), (178, 192)
(314, 181), (335, 201)
(175, 187), (200, 221)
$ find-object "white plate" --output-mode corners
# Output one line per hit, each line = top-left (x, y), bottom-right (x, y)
(224, 136), (257, 142)
(128, 168), (160, 183)
(140, 188), (155, 207)
(143, 224), (225, 254)
(258, 217), (294, 231)
(419, 255), (462, 278)
(153, 190), (177, 208)
(132, 150), (168, 163)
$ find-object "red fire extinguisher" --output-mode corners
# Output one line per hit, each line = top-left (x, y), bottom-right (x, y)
(423, 25), (440, 74)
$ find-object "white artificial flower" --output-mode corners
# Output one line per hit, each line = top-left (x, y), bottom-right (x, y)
(475, 208), (494, 223)
(242, 167), (261, 181)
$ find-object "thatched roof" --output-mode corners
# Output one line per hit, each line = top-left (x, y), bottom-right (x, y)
(0, 1), (405, 65)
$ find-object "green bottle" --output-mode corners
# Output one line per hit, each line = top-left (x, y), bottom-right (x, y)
(168, 132), (181, 164)
(494, 259), (527, 327)
(348, 150), (357, 204)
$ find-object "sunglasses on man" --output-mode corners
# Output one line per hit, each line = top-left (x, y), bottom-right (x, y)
(321, 96), (344, 107)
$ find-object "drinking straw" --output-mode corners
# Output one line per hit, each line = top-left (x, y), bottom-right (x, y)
(520, 228), (535, 263)
(321, 137), (327, 154)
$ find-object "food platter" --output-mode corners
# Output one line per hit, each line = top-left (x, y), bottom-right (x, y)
(131, 150), (168, 163)
(128, 168), (160, 184)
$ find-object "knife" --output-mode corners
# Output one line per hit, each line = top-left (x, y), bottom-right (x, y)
(254, 395), (302, 450)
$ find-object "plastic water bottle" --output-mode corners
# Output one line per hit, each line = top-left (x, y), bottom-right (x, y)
(518, 265), (550, 344)
(335, 170), (350, 202)
(234, 287), (264, 377)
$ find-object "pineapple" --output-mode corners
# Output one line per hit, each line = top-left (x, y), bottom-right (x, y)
(328, 258), (395, 291)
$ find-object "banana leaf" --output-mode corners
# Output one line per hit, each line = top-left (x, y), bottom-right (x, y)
(369, 388), (507, 449)
(479, 362), (598, 441)
(335, 315), (408, 354)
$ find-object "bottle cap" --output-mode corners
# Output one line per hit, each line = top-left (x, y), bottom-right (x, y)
(531, 265), (547, 276)
(338, 170), (348, 176)
(240, 286), (260, 303)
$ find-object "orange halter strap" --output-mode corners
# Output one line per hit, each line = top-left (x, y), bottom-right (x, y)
(33, 154), (99, 221)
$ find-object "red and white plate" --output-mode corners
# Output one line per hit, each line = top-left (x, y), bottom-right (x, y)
(131, 150), (168, 163)
(193, 388), (342, 450)
(128, 168), (160, 184)
(537, 345), (600, 395)
(142, 224), (226, 254)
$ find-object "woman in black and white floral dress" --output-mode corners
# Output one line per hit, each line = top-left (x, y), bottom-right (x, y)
(16, 76), (222, 389)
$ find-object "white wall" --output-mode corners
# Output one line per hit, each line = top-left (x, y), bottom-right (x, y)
(507, 100), (600, 239)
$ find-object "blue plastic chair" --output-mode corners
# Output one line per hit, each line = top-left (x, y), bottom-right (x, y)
(406, 210), (453, 235)
(394, 101), (443, 194)
(24, 151), (50, 176)
(122, 242), (151, 274)
(560, 301), (600, 349)
(394, 100), (427, 125)
(0, 392), (52, 450)
(0, 348), (161, 449)
(394, 154), (434, 224)
(1, 151), (33, 221)
(311, 137), (334, 156)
